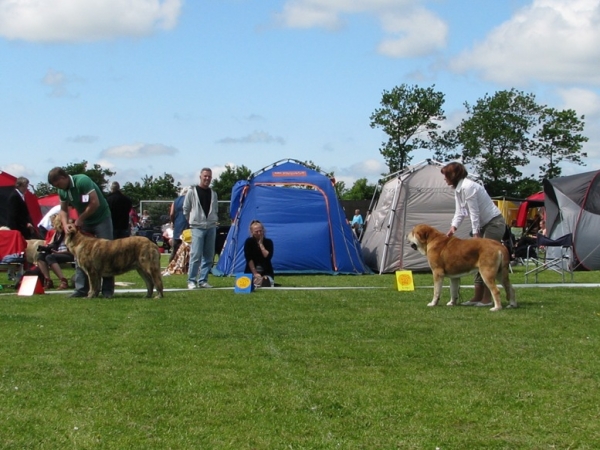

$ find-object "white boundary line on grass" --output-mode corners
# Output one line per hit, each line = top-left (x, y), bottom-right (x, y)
(30, 283), (600, 296)
(417, 284), (600, 289)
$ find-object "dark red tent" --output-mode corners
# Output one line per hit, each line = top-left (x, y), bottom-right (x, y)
(0, 171), (42, 231)
(515, 191), (544, 227)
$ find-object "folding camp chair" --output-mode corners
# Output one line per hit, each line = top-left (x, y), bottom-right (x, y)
(525, 233), (574, 283)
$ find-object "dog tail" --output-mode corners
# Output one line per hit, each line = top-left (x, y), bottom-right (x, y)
(497, 246), (510, 274)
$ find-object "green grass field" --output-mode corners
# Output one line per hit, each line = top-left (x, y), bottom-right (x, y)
(1, 259), (599, 449)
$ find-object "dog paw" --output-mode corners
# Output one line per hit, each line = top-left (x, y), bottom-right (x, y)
(506, 304), (518, 309)
(446, 300), (456, 306)
(427, 301), (437, 307)
(490, 306), (502, 312)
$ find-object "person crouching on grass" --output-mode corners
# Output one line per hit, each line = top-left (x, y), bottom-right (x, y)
(244, 220), (274, 288)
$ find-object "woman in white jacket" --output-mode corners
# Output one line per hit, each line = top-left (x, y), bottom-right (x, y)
(442, 162), (505, 307)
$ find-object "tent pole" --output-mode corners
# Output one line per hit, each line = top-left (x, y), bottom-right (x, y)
(379, 176), (402, 274)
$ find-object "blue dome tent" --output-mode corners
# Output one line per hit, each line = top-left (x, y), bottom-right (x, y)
(213, 159), (370, 276)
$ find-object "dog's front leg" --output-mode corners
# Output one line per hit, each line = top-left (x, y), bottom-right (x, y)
(447, 278), (460, 306)
(428, 270), (444, 306)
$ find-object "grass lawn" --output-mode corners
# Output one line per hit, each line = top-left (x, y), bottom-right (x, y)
(0, 258), (599, 449)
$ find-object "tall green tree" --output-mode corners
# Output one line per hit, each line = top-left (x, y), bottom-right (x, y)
(211, 164), (252, 200)
(122, 173), (180, 207)
(433, 89), (541, 196)
(432, 89), (588, 195)
(341, 178), (377, 200)
(532, 108), (588, 180)
(370, 84), (445, 173)
(64, 161), (116, 193)
(512, 176), (543, 199)
(33, 182), (54, 197)
(334, 180), (347, 198)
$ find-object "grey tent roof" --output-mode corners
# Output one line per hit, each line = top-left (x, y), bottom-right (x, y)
(544, 170), (600, 270)
(361, 160), (473, 273)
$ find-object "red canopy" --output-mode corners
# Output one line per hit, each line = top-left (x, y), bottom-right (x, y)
(515, 191), (544, 227)
(37, 193), (78, 220)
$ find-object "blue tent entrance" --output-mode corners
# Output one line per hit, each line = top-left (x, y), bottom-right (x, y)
(213, 159), (370, 275)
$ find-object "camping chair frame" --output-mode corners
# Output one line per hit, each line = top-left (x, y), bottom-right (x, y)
(525, 233), (574, 283)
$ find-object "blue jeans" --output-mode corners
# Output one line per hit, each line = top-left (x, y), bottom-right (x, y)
(187, 227), (216, 285)
(73, 216), (115, 297)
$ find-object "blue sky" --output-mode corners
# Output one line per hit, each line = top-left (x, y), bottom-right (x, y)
(1, 0), (599, 190)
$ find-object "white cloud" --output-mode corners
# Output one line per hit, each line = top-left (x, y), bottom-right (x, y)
(0, 163), (35, 178)
(68, 135), (99, 144)
(449, 0), (600, 85)
(0, 0), (182, 42)
(217, 131), (286, 145)
(556, 87), (600, 118)
(96, 159), (117, 170)
(41, 68), (78, 98)
(555, 88), (600, 160)
(101, 143), (178, 158)
(274, 0), (447, 57)
(329, 158), (387, 184)
(376, 7), (447, 57)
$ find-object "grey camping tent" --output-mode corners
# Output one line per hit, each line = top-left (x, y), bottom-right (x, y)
(544, 169), (600, 270)
(361, 160), (473, 273)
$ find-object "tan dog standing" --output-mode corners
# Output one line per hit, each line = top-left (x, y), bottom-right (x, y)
(65, 228), (164, 298)
(407, 224), (516, 311)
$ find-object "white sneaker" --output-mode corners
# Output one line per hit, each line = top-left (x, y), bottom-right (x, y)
(187, 282), (197, 290)
(198, 282), (213, 288)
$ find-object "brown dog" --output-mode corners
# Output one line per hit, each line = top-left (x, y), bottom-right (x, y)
(65, 228), (164, 298)
(407, 224), (516, 311)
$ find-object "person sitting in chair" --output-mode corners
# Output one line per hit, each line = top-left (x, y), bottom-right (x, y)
(513, 234), (537, 261)
(36, 214), (74, 290)
(244, 220), (274, 287)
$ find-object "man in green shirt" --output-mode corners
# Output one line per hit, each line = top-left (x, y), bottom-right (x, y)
(47, 167), (114, 298)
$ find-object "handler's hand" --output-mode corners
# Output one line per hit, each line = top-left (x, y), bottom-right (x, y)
(66, 223), (77, 233)
(447, 226), (456, 237)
